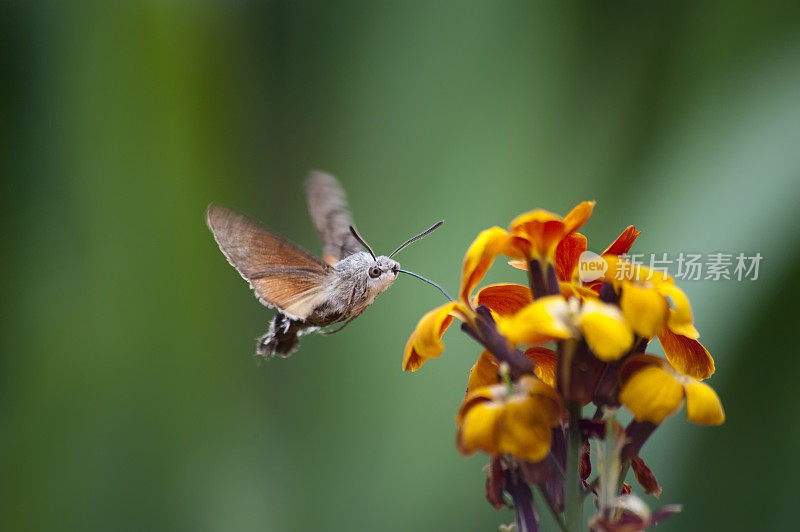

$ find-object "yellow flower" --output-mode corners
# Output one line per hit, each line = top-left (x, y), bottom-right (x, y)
(603, 255), (715, 380)
(457, 375), (563, 462)
(618, 355), (724, 425)
(496, 295), (634, 361)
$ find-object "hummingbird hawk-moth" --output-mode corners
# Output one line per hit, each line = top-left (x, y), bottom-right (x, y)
(207, 172), (445, 357)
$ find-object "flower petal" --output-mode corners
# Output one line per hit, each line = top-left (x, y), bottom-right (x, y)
(619, 366), (684, 424)
(562, 201), (596, 234)
(630, 455), (662, 498)
(559, 281), (601, 301)
(510, 209), (562, 234)
(458, 383), (505, 425)
(485, 458), (506, 509)
(467, 350), (500, 393)
(509, 210), (566, 258)
(497, 296), (572, 345)
(508, 259), (528, 271)
(458, 401), (504, 456)
(461, 227), (528, 304)
(459, 377), (563, 461)
(618, 354), (665, 383)
(516, 374), (564, 409)
(498, 397), (555, 462)
(684, 381), (725, 425)
(579, 300), (634, 361)
(525, 347), (558, 388)
(669, 321), (700, 340)
(602, 225), (641, 256)
(657, 328), (715, 380)
(620, 284), (669, 338)
(475, 283), (533, 317)
(657, 283), (698, 339)
(555, 232), (587, 281)
(402, 302), (460, 372)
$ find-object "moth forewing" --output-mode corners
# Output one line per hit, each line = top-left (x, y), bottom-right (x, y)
(207, 204), (332, 320)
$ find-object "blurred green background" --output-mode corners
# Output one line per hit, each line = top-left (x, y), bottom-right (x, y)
(3, 1), (800, 530)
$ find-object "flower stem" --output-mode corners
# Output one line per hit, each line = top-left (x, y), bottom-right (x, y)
(565, 401), (583, 531)
(616, 460), (630, 495)
(536, 484), (568, 532)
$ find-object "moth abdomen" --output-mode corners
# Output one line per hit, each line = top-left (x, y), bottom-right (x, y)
(304, 299), (351, 329)
(257, 313), (304, 358)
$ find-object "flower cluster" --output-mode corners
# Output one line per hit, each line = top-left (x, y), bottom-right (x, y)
(403, 202), (724, 531)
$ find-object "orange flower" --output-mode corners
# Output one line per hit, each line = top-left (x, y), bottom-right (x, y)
(457, 375), (563, 462)
(509, 201), (595, 261)
(510, 224), (640, 283)
(460, 202), (595, 306)
(618, 355), (724, 425)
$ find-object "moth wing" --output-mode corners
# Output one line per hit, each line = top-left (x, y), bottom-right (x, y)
(249, 269), (332, 320)
(207, 204), (332, 320)
(305, 172), (363, 264)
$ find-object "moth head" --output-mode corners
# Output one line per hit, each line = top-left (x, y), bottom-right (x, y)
(349, 221), (450, 299)
(368, 255), (401, 289)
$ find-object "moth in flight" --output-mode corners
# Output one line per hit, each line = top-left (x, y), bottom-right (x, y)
(207, 172), (446, 357)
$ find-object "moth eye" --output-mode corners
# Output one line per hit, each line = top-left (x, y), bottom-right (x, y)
(369, 267), (381, 279)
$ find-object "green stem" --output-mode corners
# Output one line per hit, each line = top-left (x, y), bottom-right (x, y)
(565, 401), (583, 531)
(536, 484), (568, 532)
(500, 362), (514, 395)
(616, 460), (630, 495)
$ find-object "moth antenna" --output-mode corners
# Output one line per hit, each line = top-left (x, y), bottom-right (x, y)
(397, 269), (454, 302)
(349, 225), (377, 260)
(389, 220), (444, 258)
